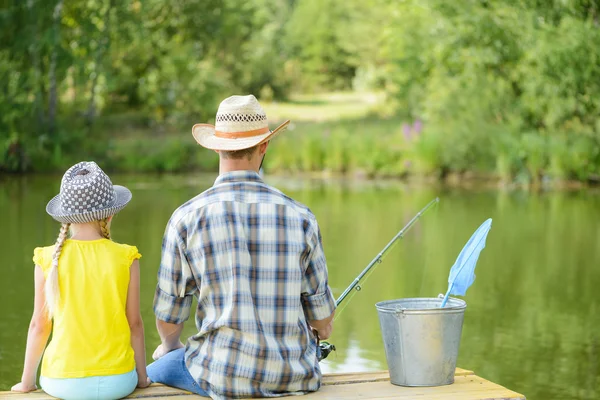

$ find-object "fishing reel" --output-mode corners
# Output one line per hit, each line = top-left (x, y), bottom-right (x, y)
(317, 341), (336, 362)
(313, 328), (336, 361)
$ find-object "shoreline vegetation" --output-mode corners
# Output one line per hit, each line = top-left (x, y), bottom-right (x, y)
(2, 1), (599, 187)
(1, 91), (598, 190)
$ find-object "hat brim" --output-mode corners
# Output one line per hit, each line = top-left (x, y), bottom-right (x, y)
(192, 120), (290, 151)
(46, 185), (132, 224)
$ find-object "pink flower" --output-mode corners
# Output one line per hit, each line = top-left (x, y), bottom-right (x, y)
(402, 123), (412, 141)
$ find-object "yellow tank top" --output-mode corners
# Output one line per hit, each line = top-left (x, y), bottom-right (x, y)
(33, 238), (141, 378)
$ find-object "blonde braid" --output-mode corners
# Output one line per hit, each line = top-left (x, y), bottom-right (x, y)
(45, 223), (70, 318)
(99, 217), (111, 240)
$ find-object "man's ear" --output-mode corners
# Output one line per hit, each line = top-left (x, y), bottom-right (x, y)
(259, 141), (269, 155)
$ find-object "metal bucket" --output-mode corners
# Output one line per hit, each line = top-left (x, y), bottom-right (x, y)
(375, 297), (466, 387)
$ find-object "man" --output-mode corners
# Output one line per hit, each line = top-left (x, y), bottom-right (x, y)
(147, 95), (336, 398)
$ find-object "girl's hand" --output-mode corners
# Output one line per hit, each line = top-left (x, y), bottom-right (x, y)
(11, 382), (37, 393)
(137, 376), (151, 389)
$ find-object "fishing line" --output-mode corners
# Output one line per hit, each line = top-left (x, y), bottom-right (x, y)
(318, 197), (440, 361)
(333, 225), (416, 321)
(333, 261), (378, 320)
(418, 195), (440, 297)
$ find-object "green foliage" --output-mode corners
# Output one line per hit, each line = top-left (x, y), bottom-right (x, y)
(285, 0), (356, 91)
(299, 131), (325, 172)
(1, 0), (599, 183)
(353, 0), (600, 183)
(324, 128), (349, 173)
(268, 117), (407, 179)
(106, 134), (218, 173)
(0, 0), (294, 172)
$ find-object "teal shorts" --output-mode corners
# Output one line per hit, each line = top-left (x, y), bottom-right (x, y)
(40, 369), (137, 400)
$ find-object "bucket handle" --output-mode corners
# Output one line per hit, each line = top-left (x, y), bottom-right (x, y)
(395, 306), (406, 315)
(392, 295), (450, 314)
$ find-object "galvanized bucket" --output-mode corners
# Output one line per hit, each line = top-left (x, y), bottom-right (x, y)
(375, 297), (466, 387)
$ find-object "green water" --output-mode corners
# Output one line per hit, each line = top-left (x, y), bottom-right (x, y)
(1, 174), (599, 400)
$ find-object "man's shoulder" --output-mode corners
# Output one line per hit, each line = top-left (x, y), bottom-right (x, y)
(263, 183), (317, 221)
(167, 180), (319, 228)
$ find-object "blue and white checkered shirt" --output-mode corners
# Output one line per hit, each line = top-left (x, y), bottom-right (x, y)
(154, 170), (336, 398)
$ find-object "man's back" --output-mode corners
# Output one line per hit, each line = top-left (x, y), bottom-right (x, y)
(154, 170), (335, 398)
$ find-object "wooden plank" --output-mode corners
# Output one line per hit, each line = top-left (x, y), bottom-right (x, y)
(455, 368), (475, 376)
(303, 375), (525, 400)
(0, 370), (524, 400)
(127, 385), (194, 398)
(0, 392), (52, 399)
(130, 396), (193, 400)
(322, 368), (474, 385)
(0, 385), (194, 399)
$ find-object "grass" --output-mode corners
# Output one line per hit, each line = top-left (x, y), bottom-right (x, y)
(261, 92), (386, 122)
(102, 91), (396, 175)
(20, 92), (600, 187)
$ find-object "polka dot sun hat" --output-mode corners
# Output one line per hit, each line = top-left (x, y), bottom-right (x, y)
(46, 161), (132, 224)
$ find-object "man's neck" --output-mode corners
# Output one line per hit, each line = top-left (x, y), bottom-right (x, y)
(219, 159), (259, 175)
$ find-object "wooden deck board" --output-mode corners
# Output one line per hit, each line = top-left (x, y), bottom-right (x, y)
(303, 375), (524, 399)
(320, 368), (473, 386)
(0, 368), (524, 399)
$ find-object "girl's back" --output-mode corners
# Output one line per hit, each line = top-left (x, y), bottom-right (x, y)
(34, 239), (141, 378)
(11, 161), (149, 400)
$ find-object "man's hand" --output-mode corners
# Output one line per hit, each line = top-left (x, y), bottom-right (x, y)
(309, 310), (335, 340)
(311, 320), (333, 340)
(152, 341), (185, 360)
(11, 382), (37, 393)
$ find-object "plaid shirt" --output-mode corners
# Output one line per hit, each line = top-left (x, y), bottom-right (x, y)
(154, 171), (336, 399)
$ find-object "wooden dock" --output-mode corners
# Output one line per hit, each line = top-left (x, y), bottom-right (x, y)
(0, 368), (525, 399)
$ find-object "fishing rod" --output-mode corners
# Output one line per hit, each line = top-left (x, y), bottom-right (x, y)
(317, 197), (440, 361)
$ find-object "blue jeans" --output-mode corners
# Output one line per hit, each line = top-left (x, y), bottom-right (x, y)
(40, 369), (137, 400)
(147, 348), (209, 397)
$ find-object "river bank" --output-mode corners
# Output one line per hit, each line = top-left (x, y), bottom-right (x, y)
(3, 93), (599, 187)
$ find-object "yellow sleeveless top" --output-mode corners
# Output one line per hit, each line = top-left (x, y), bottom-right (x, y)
(33, 238), (141, 378)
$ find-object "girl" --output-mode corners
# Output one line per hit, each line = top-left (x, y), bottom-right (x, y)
(11, 161), (150, 400)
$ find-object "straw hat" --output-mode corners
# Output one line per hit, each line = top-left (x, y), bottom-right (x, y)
(46, 161), (132, 224)
(192, 95), (290, 151)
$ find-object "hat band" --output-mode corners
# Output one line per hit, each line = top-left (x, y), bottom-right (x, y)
(215, 126), (270, 139)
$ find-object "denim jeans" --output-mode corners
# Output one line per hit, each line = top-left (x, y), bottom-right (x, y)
(40, 369), (137, 400)
(147, 348), (209, 397)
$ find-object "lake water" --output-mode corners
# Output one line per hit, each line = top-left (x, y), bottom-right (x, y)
(1, 173), (599, 400)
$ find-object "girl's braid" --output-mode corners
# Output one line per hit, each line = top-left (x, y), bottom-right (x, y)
(44, 222), (70, 317)
(99, 217), (111, 240)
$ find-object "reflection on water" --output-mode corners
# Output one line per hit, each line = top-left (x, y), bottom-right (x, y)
(1, 174), (599, 400)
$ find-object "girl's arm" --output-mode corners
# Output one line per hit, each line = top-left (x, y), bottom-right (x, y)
(126, 259), (151, 388)
(11, 266), (52, 392)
